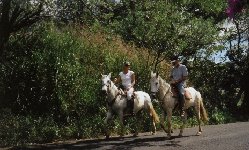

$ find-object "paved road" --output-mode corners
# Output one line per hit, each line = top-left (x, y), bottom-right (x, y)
(11, 122), (249, 150)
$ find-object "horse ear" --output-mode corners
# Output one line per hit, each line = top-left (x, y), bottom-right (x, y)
(101, 73), (103, 77)
(151, 71), (154, 77)
(108, 72), (112, 78)
(156, 71), (159, 78)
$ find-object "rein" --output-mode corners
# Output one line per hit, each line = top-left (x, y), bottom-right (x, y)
(154, 83), (171, 104)
(106, 81), (120, 107)
(107, 92), (120, 107)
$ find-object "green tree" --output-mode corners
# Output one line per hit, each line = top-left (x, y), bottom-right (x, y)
(189, 1), (249, 118)
(0, 0), (46, 57)
(55, 0), (94, 23)
(111, 0), (224, 71)
(226, 9), (249, 116)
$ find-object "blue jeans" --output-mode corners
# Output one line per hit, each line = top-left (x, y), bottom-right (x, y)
(177, 83), (185, 110)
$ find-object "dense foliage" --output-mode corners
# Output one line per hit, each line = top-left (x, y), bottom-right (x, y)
(0, 23), (170, 146)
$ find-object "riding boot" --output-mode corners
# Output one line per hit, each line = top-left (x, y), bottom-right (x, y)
(127, 98), (135, 116)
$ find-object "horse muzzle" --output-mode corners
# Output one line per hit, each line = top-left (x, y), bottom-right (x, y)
(101, 90), (108, 96)
(150, 92), (157, 100)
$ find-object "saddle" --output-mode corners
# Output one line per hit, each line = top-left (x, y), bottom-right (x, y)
(171, 84), (192, 100)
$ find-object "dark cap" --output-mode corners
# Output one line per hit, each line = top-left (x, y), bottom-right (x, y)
(170, 55), (179, 62)
(124, 61), (131, 66)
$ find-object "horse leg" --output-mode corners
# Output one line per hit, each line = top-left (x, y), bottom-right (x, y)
(161, 110), (165, 123)
(166, 109), (173, 138)
(179, 111), (187, 137)
(134, 111), (142, 137)
(118, 111), (125, 137)
(160, 110), (169, 133)
(104, 110), (113, 139)
(195, 101), (202, 136)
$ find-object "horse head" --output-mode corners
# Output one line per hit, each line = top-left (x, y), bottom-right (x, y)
(101, 73), (112, 96)
(150, 71), (160, 99)
(150, 71), (172, 97)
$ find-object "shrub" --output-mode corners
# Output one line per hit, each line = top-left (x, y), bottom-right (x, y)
(0, 22), (168, 146)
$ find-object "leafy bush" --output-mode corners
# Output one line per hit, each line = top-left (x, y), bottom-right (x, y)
(209, 108), (235, 125)
(0, 22), (169, 146)
(0, 109), (59, 146)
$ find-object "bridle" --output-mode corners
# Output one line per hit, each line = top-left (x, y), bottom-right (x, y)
(102, 80), (111, 94)
(151, 81), (171, 103)
(102, 80), (120, 107)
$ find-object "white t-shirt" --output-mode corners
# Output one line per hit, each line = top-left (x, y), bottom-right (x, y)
(119, 70), (134, 89)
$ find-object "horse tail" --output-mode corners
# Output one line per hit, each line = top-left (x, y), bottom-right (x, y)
(148, 103), (168, 133)
(148, 103), (160, 123)
(200, 98), (208, 122)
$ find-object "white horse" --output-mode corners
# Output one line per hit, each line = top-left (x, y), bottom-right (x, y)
(150, 71), (208, 138)
(101, 73), (166, 138)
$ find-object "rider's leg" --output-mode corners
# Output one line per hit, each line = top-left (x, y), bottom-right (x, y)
(177, 83), (185, 117)
(127, 87), (134, 100)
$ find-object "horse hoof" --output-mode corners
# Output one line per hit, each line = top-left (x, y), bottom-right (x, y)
(119, 135), (124, 138)
(196, 132), (202, 136)
(165, 129), (171, 133)
(133, 133), (138, 137)
(166, 134), (172, 139)
(105, 135), (110, 139)
(151, 132), (156, 135)
(178, 133), (183, 137)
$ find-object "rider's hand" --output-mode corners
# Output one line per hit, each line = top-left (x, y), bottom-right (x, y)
(170, 80), (176, 84)
(113, 78), (117, 83)
(176, 79), (181, 84)
(127, 86), (133, 91)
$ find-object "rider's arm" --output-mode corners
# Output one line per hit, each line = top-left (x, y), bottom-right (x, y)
(170, 74), (173, 81)
(176, 65), (188, 83)
(131, 73), (135, 87)
(170, 69), (173, 79)
(170, 69), (175, 84)
(177, 76), (187, 83)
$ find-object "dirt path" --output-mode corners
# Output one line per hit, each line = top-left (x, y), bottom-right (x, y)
(11, 122), (249, 150)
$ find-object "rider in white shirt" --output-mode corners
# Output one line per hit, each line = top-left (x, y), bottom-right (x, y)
(114, 61), (135, 114)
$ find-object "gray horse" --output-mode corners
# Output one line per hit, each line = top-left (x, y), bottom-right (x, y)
(150, 71), (208, 138)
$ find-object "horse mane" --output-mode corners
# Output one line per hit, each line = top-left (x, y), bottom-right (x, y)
(158, 75), (170, 90)
(110, 80), (119, 92)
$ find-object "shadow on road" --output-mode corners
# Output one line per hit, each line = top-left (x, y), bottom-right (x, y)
(10, 135), (188, 150)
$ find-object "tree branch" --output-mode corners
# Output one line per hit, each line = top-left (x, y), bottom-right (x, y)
(234, 19), (241, 51)
(12, 3), (43, 32)
(1, 0), (11, 24)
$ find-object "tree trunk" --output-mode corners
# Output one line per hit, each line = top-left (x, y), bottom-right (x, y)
(0, 0), (11, 58)
(0, 25), (11, 57)
(0, 0), (43, 59)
